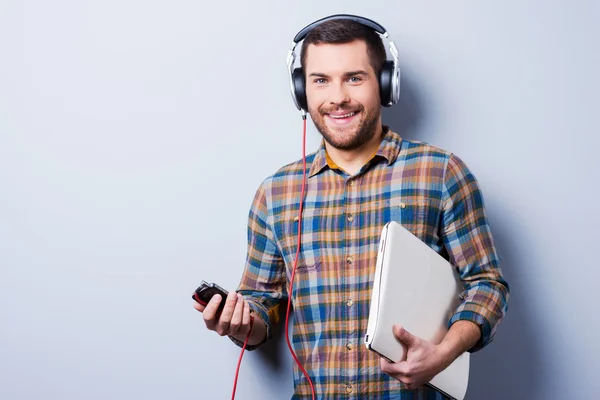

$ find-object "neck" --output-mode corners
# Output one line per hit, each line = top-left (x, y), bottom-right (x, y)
(325, 124), (384, 176)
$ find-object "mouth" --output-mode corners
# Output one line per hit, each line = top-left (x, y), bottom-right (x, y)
(328, 111), (356, 119)
(325, 110), (360, 125)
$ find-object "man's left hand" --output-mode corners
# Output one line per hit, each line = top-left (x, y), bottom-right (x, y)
(379, 324), (453, 390)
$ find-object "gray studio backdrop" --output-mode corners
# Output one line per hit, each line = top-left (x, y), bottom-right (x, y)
(1, 1), (598, 399)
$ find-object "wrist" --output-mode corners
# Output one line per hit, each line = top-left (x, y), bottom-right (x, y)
(439, 320), (481, 362)
(436, 340), (458, 368)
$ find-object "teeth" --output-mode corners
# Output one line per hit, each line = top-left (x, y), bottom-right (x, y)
(330, 112), (356, 119)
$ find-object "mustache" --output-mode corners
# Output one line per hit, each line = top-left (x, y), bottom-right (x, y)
(319, 103), (364, 115)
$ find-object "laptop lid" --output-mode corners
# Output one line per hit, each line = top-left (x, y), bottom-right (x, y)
(364, 221), (470, 400)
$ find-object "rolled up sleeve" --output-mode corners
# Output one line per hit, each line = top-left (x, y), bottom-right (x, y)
(229, 180), (286, 351)
(441, 154), (510, 352)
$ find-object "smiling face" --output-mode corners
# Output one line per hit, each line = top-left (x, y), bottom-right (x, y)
(304, 40), (382, 151)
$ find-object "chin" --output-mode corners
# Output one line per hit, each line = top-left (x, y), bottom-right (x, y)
(324, 131), (370, 151)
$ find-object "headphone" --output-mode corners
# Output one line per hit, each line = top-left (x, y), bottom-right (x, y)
(286, 14), (401, 113)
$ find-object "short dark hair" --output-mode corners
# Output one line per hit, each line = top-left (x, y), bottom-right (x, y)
(300, 19), (387, 77)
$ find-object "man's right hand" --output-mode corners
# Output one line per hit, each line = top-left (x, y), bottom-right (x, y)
(193, 291), (267, 346)
(193, 292), (252, 337)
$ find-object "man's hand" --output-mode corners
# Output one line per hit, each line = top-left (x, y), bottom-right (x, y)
(193, 292), (267, 346)
(193, 292), (252, 336)
(380, 324), (454, 390)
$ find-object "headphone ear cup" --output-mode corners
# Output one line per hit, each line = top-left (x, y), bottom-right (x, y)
(292, 68), (308, 111)
(379, 60), (394, 107)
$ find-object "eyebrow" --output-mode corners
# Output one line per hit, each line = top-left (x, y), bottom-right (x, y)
(308, 70), (370, 79)
(344, 70), (369, 78)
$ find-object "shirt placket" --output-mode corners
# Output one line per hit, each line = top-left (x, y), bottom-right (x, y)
(342, 176), (359, 397)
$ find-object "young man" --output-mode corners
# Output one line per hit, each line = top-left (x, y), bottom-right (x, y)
(194, 18), (509, 399)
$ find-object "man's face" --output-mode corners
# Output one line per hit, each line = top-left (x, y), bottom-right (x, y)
(304, 40), (382, 151)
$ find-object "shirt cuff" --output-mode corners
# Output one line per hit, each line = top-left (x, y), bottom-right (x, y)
(227, 300), (271, 351)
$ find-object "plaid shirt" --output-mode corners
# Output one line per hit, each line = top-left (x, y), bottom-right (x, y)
(233, 127), (510, 399)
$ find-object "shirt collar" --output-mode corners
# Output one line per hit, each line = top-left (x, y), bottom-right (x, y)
(307, 126), (403, 178)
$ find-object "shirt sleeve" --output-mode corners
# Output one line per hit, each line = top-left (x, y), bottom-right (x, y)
(441, 154), (510, 352)
(229, 179), (286, 351)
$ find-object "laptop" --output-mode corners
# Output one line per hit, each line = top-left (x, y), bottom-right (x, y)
(364, 221), (470, 400)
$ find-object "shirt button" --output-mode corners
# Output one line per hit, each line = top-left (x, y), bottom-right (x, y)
(346, 299), (354, 307)
(346, 343), (353, 351)
(346, 384), (353, 394)
(348, 180), (354, 187)
(347, 213), (354, 222)
(399, 202), (406, 209)
(346, 255), (354, 264)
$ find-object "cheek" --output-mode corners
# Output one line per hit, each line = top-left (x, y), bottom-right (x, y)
(355, 92), (380, 110)
(306, 88), (326, 111)
(307, 103), (322, 118)
(351, 82), (380, 107)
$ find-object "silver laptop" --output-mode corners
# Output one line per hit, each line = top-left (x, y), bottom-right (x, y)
(364, 221), (470, 400)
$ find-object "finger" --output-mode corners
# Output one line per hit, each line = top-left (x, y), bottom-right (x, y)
(192, 301), (206, 312)
(380, 357), (393, 374)
(241, 300), (251, 334)
(393, 324), (418, 347)
(202, 294), (223, 330)
(216, 292), (238, 335)
(380, 358), (412, 377)
(229, 294), (245, 334)
(380, 358), (414, 389)
(395, 361), (413, 377)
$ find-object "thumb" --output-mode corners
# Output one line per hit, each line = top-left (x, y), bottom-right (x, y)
(393, 324), (417, 347)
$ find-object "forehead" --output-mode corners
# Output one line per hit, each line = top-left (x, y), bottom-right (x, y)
(304, 40), (374, 75)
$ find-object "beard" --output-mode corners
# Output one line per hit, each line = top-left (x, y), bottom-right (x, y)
(309, 101), (381, 151)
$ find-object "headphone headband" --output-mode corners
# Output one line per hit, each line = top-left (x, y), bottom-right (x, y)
(293, 14), (387, 44)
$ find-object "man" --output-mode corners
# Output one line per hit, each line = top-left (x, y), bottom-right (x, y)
(194, 17), (509, 399)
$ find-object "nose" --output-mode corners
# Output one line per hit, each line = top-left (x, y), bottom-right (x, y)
(328, 81), (350, 105)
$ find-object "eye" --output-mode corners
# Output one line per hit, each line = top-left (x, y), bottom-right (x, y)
(314, 78), (327, 84)
(348, 76), (362, 83)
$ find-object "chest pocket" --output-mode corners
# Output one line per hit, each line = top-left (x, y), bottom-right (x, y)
(272, 207), (322, 271)
(389, 197), (439, 242)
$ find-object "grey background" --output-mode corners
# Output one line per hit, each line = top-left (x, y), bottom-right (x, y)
(1, 1), (598, 399)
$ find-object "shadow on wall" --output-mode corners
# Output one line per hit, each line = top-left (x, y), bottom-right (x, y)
(254, 306), (293, 383)
(463, 211), (545, 400)
(382, 70), (425, 140)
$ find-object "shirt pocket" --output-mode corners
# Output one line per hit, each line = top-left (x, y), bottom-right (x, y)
(272, 207), (322, 271)
(389, 197), (436, 241)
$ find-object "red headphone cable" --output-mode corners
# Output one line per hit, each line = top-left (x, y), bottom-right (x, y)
(231, 114), (315, 400)
(283, 113), (316, 400)
(231, 315), (254, 400)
